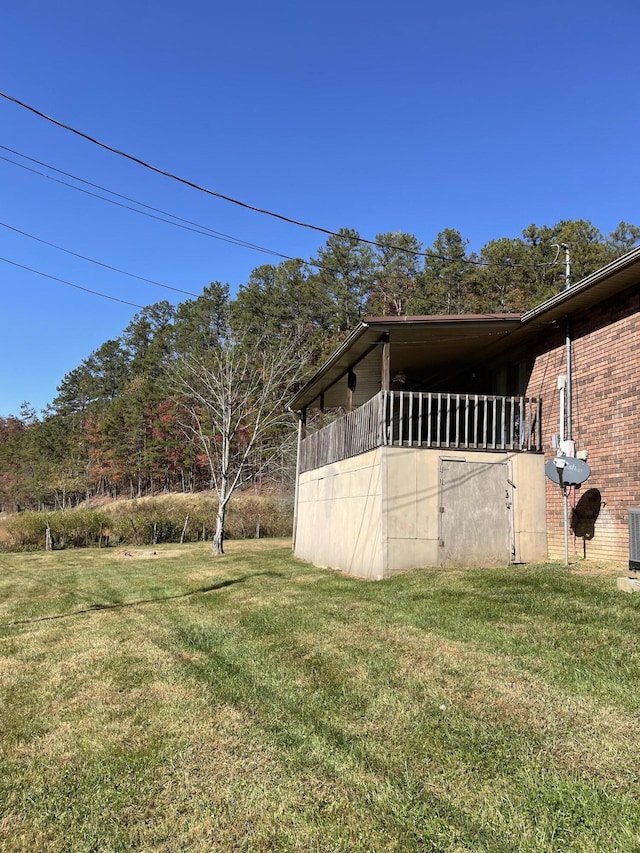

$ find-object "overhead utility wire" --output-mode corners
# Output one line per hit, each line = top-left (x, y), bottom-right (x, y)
(0, 92), (424, 256)
(0, 148), (303, 265)
(0, 91), (553, 270)
(0, 257), (145, 309)
(0, 148), (343, 276)
(0, 222), (200, 298)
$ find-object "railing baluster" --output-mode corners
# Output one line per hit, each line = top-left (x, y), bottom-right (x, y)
(483, 395), (488, 449)
(492, 397), (497, 449)
(508, 396), (514, 450)
(473, 394), (478, 448)
(418, 393), (423, 447)
(390, 392), (395, 446)
(464, 394), (469, 447)
(442, 394), (448, 447)
(408, 392), (414, 447)
(427, 393), (432, 446)
(380, 391), (389, 447)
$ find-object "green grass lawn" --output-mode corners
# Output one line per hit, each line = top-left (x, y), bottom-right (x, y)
(1, 542), (639, 852)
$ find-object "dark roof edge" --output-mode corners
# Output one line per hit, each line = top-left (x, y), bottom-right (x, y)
(521, 245), (640, 325)
(363, 313), (521, 324)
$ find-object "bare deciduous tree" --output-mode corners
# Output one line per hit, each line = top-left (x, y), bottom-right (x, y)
(173, 333), (304, 554)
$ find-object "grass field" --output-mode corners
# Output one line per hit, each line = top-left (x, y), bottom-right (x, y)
(1, 542), (639, 852)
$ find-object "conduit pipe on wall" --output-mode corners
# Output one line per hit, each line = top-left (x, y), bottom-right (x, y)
(561, 244), (572, 566)
(561, 243), (572, 440)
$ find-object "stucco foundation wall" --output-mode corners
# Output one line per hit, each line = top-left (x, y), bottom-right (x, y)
(295, 448), (385, 579)
(510, 451), (548, 562)
(526, 287), (640, 563)
(383, 447), (547, 573)
(295, 443), (547, 578)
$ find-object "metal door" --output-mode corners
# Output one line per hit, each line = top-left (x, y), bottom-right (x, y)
(439, 458), (512, 567)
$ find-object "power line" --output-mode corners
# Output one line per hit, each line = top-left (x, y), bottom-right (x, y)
(0, 147), (305, 265)
(1, 90), (556, 269)
(0, 149), (553, 278)
(0, 221), (201, 298)
(0, 257), (146, 308)
(1, 91), (396, 250)
(0, 148), (348, 278)
(0, 91), (550, 268)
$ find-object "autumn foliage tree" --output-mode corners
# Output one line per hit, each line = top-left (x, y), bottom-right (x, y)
(1, 218), (639, 514)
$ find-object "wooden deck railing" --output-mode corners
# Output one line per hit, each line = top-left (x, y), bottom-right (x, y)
(299, 394), (384, 474)
(299, 391), (542, 473)
(384, 391), (541, 452)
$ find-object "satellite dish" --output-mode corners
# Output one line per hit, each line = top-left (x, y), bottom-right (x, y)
(545, 455), (591, 486)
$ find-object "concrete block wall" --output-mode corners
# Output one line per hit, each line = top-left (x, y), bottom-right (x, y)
(526, 286), (640, 562)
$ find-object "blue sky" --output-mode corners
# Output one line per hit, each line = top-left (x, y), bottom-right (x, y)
(2, 0), (639, 417)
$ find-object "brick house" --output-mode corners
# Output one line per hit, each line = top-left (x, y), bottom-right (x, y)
(290, 246), (640, 577)
(522, 246), (640, 562)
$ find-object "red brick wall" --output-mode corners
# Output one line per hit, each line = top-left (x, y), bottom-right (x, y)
(526, 287), (640, 563)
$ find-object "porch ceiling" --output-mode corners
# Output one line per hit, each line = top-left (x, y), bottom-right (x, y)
(290, 315), (522, 411)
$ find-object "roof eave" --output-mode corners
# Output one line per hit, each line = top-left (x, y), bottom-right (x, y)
(288, 315), (522, 412)
(289, 322), (378, 411)
(521, 245), (640, 325)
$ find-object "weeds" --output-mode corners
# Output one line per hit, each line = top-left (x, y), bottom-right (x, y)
(0, 493), (294, 551)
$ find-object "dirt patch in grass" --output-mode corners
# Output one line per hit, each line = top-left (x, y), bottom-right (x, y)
(116, 547), (174, 559)
(568, 559), (627, 578)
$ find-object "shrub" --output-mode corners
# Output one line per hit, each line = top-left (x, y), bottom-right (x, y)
(2, 509), (111, 549)
(3, 511), (48, 547)
(51, 509), (111, 548)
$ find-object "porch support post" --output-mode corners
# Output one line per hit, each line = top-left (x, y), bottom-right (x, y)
(346, 369), (356, 413)
(301, 407), (307, 439)
(292, 413), (303, 551)
(381, 336), (390, 392)
(319, 393), (325, 429)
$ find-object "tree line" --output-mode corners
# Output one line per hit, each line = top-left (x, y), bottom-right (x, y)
(1, 219), (638, 515)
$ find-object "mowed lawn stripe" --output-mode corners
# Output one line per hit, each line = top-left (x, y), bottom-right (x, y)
(0, 542), (638, 852)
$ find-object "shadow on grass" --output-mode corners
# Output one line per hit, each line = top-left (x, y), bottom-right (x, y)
(7, 572), (283, 626)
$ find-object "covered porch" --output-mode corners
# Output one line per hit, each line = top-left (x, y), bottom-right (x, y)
(290, 315), (547, 578)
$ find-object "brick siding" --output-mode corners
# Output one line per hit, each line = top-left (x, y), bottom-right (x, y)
(525, 286), (640, 562)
